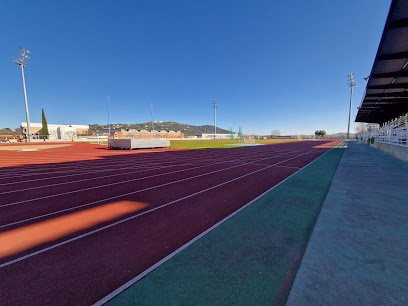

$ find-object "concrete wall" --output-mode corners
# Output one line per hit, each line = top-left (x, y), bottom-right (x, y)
(372, 142), (408, 162)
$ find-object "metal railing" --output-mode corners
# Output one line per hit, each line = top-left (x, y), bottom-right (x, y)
(371, 113), (408, 147)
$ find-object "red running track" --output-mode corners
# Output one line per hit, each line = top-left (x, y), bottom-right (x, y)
(0, 140), (339, 305)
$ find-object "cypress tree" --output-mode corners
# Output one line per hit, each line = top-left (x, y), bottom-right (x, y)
(40, 108), (49, 138)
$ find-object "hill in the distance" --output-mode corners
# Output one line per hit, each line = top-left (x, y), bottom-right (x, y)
(89, 122), (232, 136)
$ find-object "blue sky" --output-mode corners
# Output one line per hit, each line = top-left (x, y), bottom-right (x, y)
(0, 0), (390, 135)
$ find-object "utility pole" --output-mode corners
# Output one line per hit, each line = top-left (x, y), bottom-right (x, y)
(14, 47), (31, 142)
(347, 73), (356, 140)
(150, 103), (154, 131)
(106, 96), (111, 135)
(212, 100), (217, 139)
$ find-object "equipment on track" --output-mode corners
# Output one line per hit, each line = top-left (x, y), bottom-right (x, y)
(108, 138), (170, 150)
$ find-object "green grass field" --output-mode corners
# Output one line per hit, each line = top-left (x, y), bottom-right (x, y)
(170, 139), (297, 149)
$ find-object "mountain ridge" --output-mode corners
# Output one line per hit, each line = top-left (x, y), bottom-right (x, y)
(89, 121), (232, 136)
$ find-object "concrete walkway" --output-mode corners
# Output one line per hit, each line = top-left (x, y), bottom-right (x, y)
(286, 143), (408, 305)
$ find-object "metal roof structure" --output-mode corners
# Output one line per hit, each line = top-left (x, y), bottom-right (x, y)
(356, 0), (408, 124)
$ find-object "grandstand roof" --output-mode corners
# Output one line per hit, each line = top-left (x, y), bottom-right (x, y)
(356, 0), (408, 124)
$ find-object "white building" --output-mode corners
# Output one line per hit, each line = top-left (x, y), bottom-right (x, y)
(21, 122), (89, 141)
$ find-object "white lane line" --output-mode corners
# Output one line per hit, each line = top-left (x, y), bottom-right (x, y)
(0, 160), (205, 186)
(0, 160), (156, 178)
(0, 168), (94, 179)
(0, 142), (304, 175)
(2, 161), (137, 173)
(93, 144), (340, 305)
(0, 161), (214, 195)
(0, 150), (245, 184)
(0, 163), (154, 178)
(0, 153), (202, 177)
(0, 145), (292, 183)
(0, 146), (240, 173)
(0, 149), (317, 269)
(238, 162), (302, 169)
(0, 144), (284, 176)
(0, 167), (132, 180)
(0, 147), (296, 194)
(274, 165), (302, 170)
(0, 149), (308, 208)
(0, 150), (314, 229)
(0, 145), (305, 183)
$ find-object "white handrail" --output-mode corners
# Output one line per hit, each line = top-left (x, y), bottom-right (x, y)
(370, 113), (408, 147)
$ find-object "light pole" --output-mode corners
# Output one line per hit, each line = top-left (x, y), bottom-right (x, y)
(347, 73), (356, 140)
(106, 96), (111, 135)
(212, 100), (217, 139)
(150, 103), (154, 131)
(15, 47), (31, 142)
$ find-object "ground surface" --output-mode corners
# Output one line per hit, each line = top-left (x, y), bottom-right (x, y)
(170, 139), (298, 149)
(286, 143), (408, 305)
(0, 140), (338, 305)
(0, 144), (71, 151)
(0, 138), (297, 150)
(107, 144), (344, 306)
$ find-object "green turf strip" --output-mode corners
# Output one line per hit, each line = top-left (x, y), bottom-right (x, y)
(170, 139), (295, 149)
(107, 146), (345, 306)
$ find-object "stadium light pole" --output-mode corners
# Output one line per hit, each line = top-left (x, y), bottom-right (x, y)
(106, 96), (111, 135)
(150, 103), (154, 131)
(212, 100), (217, 139)
(14, 47), (31, 142)
(346, 73), (356, 140)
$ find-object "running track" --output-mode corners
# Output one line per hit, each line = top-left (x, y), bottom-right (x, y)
(0, 140), (339, 305)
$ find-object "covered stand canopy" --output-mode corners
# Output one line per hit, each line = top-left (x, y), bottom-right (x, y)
(356, 0), (408, 124)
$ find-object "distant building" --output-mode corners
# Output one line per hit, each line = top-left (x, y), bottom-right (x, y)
(199, 133), (238, 139)
(21, 122), (89, 141)
(111, 129), (184, 139)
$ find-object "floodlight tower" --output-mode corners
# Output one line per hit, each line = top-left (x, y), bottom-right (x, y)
(212, 100), (217, 139)
(106, 96), (111, 135)
(14, 47), (31, 142)
(346, 73), (356, 140)
(150, 103), (154, 131)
